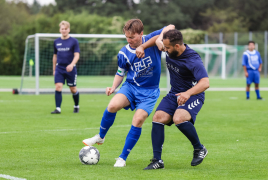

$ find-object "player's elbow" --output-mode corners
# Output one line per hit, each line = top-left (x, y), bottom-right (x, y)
(167, 24), (175, 29)
(201, 78), (210, 90)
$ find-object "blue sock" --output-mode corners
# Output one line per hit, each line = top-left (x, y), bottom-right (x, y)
(176, 121), (203, 149)
(119, 125), (142, 161)
(246, 91), (250, 98)
(99, 108), (117, 139)
(255, 89), (261, 99)
(72, 91), (79, 106)
(152, 122), (165, 160)
(55, 91), (62, 108)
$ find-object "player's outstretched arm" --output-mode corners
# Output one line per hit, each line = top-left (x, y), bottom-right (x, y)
(52, 54), (57, 76)
(176, 77), (209, 106)
(136, 35), (160, 59)
(156, 24), (175, 51)
(66, 52), (80, 72)
(106, 75), (124, 96)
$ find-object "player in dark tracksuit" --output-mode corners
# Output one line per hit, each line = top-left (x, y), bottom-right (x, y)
(51, 21), (80, 114)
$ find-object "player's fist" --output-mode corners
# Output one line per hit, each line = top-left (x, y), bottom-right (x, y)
(106, 87), (115, 96)
(176, 92), (190, 106)
(66, 64), (74, 72)
(156, 40), (165, 51)
(136, 46), (145, 58)
(245, 72), (248, 77)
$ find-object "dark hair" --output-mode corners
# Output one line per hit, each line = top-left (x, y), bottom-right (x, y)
(123, 19), (144, 34)
(163, 29), (183, 46)
(248, 41), (255, 45)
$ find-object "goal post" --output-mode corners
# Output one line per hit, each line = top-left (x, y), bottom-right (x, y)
(20, 34), (247, 95)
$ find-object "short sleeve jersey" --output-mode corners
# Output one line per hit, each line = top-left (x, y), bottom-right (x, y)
(242, 50), (262, 70)
(116, 28), (164, 88)
(166, 44), (208, 103)
(54, 37), (80, 67)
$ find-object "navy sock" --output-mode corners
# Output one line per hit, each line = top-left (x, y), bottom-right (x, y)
(176, 121), (203, 149)
(99, 108), (117, 139)
(255, 89), (261, 98)
(246, 91), (250, 98)
(152, 122), (165, 160)
(55, 91), (62, 108)
(72, 91), (79, 106)
(119, 125), (142, 161)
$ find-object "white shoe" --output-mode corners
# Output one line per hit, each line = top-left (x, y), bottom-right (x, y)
(114, 157), (126, 167)
(83, 134), (105, 146)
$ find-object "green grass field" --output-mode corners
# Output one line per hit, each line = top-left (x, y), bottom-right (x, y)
(0, 90), (268, 179)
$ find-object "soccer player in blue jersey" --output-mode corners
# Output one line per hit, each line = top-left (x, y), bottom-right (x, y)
(51, 21), (80, 114)
(242, 41), (263, 100)
(82, 19), (175, 167)
(138, 29), (209, 170)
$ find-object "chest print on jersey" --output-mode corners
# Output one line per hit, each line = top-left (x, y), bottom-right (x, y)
(166, 62), (179, 73)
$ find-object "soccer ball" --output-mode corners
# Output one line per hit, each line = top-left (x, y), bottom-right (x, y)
(79, 146), (100, 165)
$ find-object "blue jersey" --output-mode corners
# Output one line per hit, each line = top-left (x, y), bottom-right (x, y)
(242, 50), (262, 71)
(54, 37), (80, 67)
(166, 44), (208, 103)
(116, 28), (163, 88)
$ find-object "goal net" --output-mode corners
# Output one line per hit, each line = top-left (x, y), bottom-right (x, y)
(20, 34), (247, 94)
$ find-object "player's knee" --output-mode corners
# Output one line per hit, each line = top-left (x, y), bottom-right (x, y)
(55, 84), (62, 91)
(132, 117), (146, 127)
(152, 113), (162, 123)
(70, 87), (77, 94)
(173, 116), (188, 125)
(107, 103), (120, 113)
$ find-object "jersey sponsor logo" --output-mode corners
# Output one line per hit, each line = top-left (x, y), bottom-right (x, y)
(250, 55), (259, 62)
(188, 99), (200, 110)
(134, 56), (152, 72)
(56, 43), (62, 46)
(57, 47), (70, 51)
(192, 81), (197, 86)
(166, 62), (179, 73)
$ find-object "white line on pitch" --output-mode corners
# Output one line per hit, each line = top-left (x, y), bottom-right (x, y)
(0, 174), (27, 180)
(0, 123), (151, 135)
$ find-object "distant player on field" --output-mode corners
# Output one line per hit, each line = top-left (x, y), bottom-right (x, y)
(137, 29), (209, 170)
(51, 21), (80, 114)
(242, 41), (263, 100)
(82, 19), (175, 167)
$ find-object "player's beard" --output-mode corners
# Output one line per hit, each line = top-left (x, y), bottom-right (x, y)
(168, 49), (179, 59)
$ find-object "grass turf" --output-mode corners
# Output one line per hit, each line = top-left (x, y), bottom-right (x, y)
(0, 91), (268, 179)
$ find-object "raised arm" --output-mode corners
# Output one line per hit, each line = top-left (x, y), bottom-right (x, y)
(156, 24), (175, 51)
(136, 35), (159, 58)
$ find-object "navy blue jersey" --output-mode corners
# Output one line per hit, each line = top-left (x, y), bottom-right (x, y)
(116, 28), (163, 88)
(166, 44), (208, 103)
(54, 37), (80, 67)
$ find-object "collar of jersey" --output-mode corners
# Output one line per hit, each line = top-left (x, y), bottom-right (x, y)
(126, 36), (146, 54)
(247, 50), (256, 54)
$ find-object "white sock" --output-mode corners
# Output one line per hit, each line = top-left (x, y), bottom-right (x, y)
(56, 107), (61, 112)
(74, 105), (79, 108)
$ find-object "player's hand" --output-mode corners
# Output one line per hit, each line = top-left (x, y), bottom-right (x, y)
(175, 92), (191, 106)
(53, 70), (55, 76)
(258, 68), (262, 72)
(106, 87), (115, 96)
(245, 72), (248, 77)
(136, 46), (145, 58)
(156, 40), (165, 51)
(66, 64), (74, 72)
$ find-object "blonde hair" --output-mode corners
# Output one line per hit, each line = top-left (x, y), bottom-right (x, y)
(59, 21), (70, 29)
(123, 19), (143, 34)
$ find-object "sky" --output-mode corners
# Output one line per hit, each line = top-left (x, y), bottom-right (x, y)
(6, 0), (56, 6)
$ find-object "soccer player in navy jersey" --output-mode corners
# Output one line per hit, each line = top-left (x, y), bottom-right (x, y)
(51, 21), (80, 114)
(242, 41), (263, 100)
(82, 19), (175, 167)
(138, 29), (210, 170)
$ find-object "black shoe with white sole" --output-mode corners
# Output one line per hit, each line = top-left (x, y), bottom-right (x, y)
(51, 109), (61, 114)
(143, 158), (164, 170)
(73, 107), (79, 113)
(191, 145), (208, 166)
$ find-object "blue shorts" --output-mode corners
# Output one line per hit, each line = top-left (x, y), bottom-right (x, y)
(117, 82), (160, 116)
(54, 65), (77, 87)
(156, 93), (203, 125)
(247, 70), (260, 84)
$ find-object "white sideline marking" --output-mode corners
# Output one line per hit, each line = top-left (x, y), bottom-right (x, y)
(0, 123), (150, 135)
(0, 174), (26, 180)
